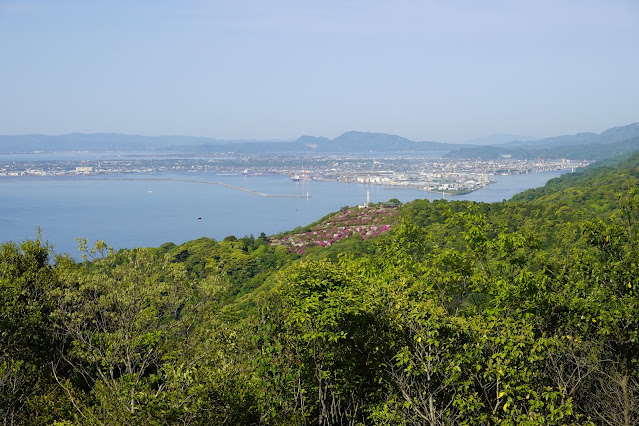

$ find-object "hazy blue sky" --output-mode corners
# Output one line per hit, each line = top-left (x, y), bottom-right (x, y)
(1, 0), (637, 142)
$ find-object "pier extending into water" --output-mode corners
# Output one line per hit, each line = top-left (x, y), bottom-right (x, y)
(92, 177), (311, 198)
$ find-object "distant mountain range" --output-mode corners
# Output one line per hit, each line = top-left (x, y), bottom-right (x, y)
(0, 131), (464, 154)
(1, 123), (638, 161)
(445, 122), (639, 160)
(0, 133), (291, 153)
(177, 131), (458, 154)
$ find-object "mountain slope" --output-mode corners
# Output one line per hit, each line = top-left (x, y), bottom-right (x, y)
(510, 150), (639, 208)
(446, 122), (639, 160)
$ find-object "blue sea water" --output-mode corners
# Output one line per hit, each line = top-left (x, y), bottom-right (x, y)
(0, 170), (566, 257)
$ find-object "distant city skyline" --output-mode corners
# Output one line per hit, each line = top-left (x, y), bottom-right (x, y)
(1, 0), (638, 142)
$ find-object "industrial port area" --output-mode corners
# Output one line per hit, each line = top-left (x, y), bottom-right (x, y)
(0, 152), (587, 195)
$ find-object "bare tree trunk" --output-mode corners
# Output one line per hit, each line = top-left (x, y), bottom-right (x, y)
(621, 374), (631, 426)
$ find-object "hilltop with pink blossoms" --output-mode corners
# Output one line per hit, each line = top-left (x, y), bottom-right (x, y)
(270, 205), (399, 253)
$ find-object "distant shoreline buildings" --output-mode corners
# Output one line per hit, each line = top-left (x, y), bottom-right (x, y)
(0, 153), (588, 195)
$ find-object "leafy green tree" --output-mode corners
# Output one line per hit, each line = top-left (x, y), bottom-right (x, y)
(50, 245), (241, 423)
(259, 259), (397, 425)
(0, 235), (74, 424)
(546, 188), (639, 425)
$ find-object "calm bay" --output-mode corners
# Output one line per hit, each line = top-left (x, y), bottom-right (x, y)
(0, 170), (567, 256)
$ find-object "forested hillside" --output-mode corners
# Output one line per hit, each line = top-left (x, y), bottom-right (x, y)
(2, 152), (639, 424)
